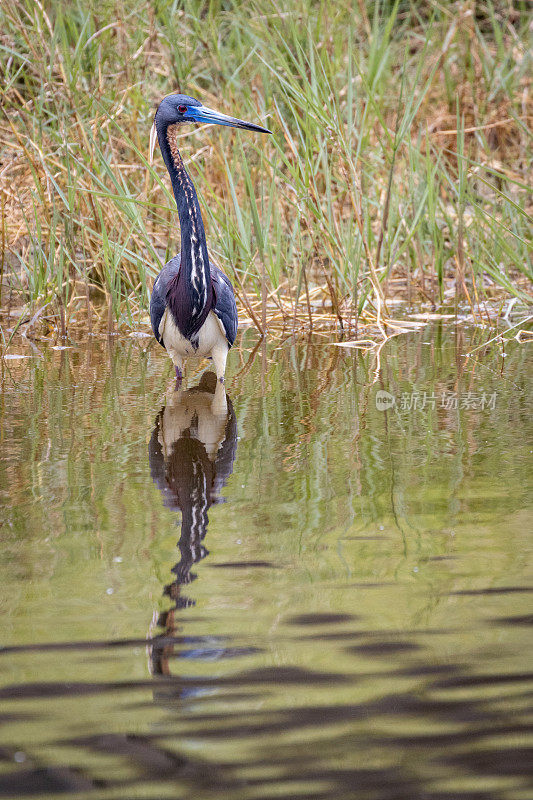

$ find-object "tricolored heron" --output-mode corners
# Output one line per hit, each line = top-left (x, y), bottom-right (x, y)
(149, 94), (271, 385)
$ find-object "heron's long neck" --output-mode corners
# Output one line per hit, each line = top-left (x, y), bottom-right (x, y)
(157, 122), (212, 330)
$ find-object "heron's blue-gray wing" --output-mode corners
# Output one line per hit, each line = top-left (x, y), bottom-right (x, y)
(150, 255), (181, 346)
(211, 264), (238, 347)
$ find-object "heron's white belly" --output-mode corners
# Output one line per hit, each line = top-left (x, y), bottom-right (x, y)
(159, 309), (227, 360)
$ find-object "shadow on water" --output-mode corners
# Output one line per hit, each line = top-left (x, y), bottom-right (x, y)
(0, 331), (532, 798)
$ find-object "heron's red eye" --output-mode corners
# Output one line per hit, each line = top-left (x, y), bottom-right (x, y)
(178, 104), (187, 114)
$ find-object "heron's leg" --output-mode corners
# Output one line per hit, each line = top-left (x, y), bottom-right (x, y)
(168, 352), (184, 391)
(211, 378), (228, 417)
(211, 344), (228, 385)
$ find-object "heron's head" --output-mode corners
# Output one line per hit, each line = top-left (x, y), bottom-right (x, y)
(151, 93), (271, 161)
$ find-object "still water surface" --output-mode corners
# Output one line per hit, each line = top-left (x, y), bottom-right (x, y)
(0, 328), (531, 799)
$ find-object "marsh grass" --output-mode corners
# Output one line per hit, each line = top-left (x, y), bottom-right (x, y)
(0, 0), (531, 342)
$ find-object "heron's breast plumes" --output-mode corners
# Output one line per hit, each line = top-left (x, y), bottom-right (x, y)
(166, 124), (184, 171)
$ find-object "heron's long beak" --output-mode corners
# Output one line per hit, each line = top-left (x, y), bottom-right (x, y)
(149, 121), (157, 164)
(189, 104), (272, 134)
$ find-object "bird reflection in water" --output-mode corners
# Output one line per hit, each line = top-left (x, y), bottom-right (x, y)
(147, 372), (237, 675)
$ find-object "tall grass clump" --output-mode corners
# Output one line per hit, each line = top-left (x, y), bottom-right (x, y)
(0, 0), (531, 338)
